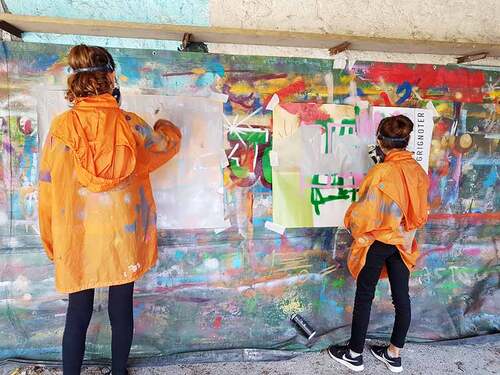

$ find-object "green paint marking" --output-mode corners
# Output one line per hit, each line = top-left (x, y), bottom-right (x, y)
(229, 160), (249, 178)
(331, 278), (345, 288)
(262, 147), (272, 184)
(341, 118), (356, 124)
(439, 282), (458, 291)
(228, 131), (268, 144)
(311, 175), (357, 215)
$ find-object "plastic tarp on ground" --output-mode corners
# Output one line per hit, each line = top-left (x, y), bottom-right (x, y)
(0, 42), (498, 365)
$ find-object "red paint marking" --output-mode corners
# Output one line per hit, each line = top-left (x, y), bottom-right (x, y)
(379, 92), (393, 106)
(423, 244), (453, 253)
(264, 78), (306, 107)
(280, 102), (330, 123)
(428, 212), (500, 221)
(463, 248), (482, 256)
(213, 316), (222, 329)
(366, 63), (485, 90)
(434, 121), (449, 137)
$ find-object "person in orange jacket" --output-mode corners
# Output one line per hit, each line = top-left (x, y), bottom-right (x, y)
(327, 115), (429, 373)
(38, 45), (181, 375)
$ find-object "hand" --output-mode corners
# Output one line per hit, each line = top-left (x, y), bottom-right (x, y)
(154, 119), (174, 129)
(154, 119), (181, 138)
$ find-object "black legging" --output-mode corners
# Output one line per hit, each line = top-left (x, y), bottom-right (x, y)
(349, 241), (411, 353)
(62, 282), (134, 375)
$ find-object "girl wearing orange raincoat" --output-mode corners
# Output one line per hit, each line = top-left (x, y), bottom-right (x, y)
(38, 45), (181, 375)
(328, 115), (429, 373)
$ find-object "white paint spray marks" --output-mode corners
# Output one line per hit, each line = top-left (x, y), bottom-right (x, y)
(204, 258), (220, 270)
(0, 211), (8, 226)
(324, 72), (334, 103)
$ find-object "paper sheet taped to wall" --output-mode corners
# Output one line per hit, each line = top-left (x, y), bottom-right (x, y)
(271, 103), (367, 228)
(271, 103), (435, 228)
(37, 92), (225, 230)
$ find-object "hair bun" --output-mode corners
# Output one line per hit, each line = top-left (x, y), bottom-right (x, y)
(377, 114), (414, 150)
(65, 45), (116, 102)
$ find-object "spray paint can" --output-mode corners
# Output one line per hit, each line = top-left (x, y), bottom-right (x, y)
(291, 313), (317, 340)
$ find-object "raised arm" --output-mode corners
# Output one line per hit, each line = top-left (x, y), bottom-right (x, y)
(128, 113), (182, 172)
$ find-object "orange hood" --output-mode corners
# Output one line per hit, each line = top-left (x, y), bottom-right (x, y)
(380, 150), (429, 230)
(51, 94), (137, 192)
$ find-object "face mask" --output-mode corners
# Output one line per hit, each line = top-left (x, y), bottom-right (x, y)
(368, 144), (385, 164)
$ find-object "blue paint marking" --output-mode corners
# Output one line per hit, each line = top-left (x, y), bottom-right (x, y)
(252, 96), (262, 112)
(195, 72), (217, 87)
(135, 124), (155, 148)
(356, 87), (366, 96)
(30, 54), (60, 72)
(125, 221), (137, 233)
(484, 166), (497, 188)
(223, 100), (233, 115)
(39, 170), (52, 183)
(205, 60), (225, 77)
(137, 187), (150, 235)
(396, 81), (412, 105)
(232, 255), (242, 269)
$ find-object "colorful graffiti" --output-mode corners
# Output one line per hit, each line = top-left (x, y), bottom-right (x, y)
(0, 42), (498, 364)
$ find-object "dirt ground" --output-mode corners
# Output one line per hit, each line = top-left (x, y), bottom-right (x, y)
(2, 339), (499, 375)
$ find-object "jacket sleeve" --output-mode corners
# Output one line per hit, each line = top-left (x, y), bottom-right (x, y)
(130, 113), (182, 172)
(38, 134), (55, 261)
(416, 172), (430, 227)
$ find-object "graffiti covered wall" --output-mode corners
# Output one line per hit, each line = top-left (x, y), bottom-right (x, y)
(0, 42), (498, 363)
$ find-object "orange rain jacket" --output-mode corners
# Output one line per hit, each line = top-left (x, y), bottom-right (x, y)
(344, 150), (429, 279)
(38, 94), (181, 293)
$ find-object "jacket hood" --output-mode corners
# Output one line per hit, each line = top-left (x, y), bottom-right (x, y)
(382, 150), (429, 230)
(51, 94), (137, 192)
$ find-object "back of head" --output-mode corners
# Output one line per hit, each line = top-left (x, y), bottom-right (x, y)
(377, 115), (413, 150)
(66, 44), (116, 103)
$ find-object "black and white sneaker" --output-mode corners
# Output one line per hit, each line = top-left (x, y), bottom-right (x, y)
(327, 345), (364, 372)
(370, 345), (403, 373)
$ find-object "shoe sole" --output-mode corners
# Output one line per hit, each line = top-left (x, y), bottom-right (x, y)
(327, 349), (364, 372)
(370, 348), (403, 373)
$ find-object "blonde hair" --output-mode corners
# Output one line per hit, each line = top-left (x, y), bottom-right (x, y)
(65, 44), (116, 103)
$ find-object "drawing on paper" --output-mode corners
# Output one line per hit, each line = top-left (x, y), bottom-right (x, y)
(271, 103), (435, 228)
(272, 103), (369, 228)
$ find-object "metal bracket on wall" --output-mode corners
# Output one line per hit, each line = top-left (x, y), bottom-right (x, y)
(178, 32), (208, 53)
(457, 52), (488, 64)
(0, 20), (22, 39)
(329, 41), (351, 56)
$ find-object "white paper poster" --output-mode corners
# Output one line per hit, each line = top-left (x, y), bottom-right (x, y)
(372, 107), (435, 173)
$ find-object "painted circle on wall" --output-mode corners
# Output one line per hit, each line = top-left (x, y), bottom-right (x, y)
(19, 117), (34, 136)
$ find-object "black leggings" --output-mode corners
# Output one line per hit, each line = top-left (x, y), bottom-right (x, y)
(62, 282), (134, 375)
(349, 241), (411, 353)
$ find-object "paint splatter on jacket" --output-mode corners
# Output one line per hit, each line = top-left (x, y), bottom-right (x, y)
(38, 94), (181, 293)
(344, 150), (429, 279)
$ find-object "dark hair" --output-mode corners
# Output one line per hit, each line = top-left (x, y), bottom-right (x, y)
(66, 45), (116, 103)
(377, 115), (414, 150)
